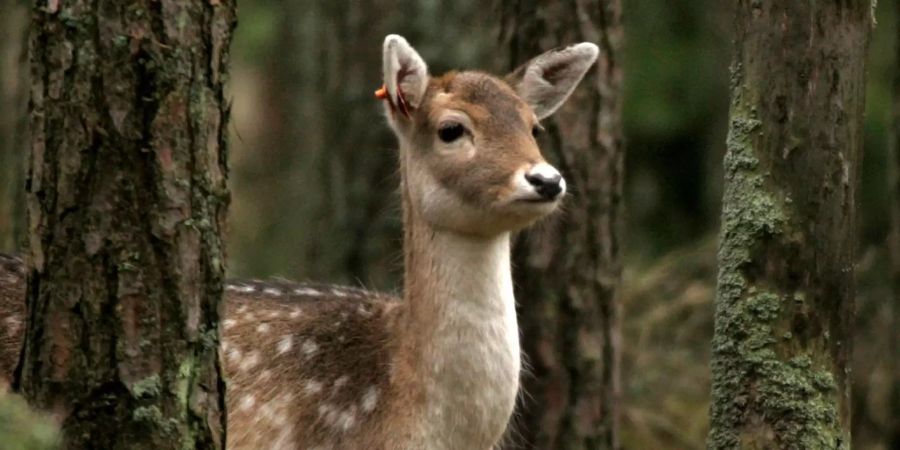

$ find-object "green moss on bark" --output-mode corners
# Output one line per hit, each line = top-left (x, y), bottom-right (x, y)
(131, 375), (161, 399)
(709, 114), (848, 447)
(708, 6), (860, 441)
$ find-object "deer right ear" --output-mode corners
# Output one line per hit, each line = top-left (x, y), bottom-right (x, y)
(382, 35), (429, 114)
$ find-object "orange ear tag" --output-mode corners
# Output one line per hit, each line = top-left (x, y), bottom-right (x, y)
(374, 85), (388, 99)
(374, 84), (411, 119)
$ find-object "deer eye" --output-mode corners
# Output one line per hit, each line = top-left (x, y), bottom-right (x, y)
(438, 123), (465, 143)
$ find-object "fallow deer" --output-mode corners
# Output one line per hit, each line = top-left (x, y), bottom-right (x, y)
(0, 35), (599, 449)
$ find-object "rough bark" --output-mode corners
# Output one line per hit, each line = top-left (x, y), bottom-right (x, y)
(0, 0), (28, 251)
(707, 1), (869, 448)
(498, 1), (624, 449)
(15, 1), (236, 448)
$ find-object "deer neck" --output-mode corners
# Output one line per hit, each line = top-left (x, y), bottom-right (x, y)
(394, 156), (521, 449)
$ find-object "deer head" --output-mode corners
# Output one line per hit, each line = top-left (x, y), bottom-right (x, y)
(381, 35), (599, 236)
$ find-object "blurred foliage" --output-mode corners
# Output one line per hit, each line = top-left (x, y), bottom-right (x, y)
(0, 391), (58, 450)
(622, 1), (731, 255)
(621, 237), (716, 449)
(0, 0), (897, 448)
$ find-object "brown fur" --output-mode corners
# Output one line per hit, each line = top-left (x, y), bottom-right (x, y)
(0, 254), (25, 392)
(415, 73), (542, 209)
(222, 281), (402, 449)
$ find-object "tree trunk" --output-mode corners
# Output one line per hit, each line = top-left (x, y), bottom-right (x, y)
(0, 0), (28, 252)
(498, 1), (624, 449)
(889, 0), (900, 444)
(15, 1), (236, 449)
(707, 2), (869, 448)
(305, 0), (401, 286)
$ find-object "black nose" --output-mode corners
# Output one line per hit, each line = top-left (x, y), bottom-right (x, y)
(525, 172), (563, 199)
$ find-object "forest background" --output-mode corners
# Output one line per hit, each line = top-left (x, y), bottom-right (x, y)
(0, 1), (896, 449)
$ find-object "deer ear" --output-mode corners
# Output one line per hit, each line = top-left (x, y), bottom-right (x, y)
(383, 35), (429, 111)
(507, 43), (599, 120)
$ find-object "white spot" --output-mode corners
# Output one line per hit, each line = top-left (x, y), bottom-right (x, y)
(259, 369), (272, 382)
(317, 404), (357, 432)
(227, 346), (242, 363)
(332, 289), (349, 298)
(230, 285), (256, 294)
(256, 323), (271, 334)
(239, 395), (256, 411)
(333, 376), (349, 390)
(336, 409), (356, 431)
(318, 404), (339, 425)
(361, 386), (378, 413)
(267, 311), (280, 319)
(289, 308), (303, 319)
(304, 380), (323, 395)
(244, 313), (256, 322)
(294, 287), (321, 296)
(277, 335), (293, 355)
(237, 305), (248, 313)
(263, 287), (283, 297)
(302, 339), (318, 358)
(223, 319), (236, 330)
(240, 350), (260, 371)
(356, 304), (372, 317)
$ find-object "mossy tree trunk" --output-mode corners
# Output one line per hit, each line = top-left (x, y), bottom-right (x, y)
(15, 1), (236, 448)
(707, 1), (870, 448)
(499, 1), (624, 449)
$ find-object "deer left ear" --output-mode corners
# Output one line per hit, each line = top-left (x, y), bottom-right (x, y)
(507, 43), (599, 120)
(383, 35), (429, 112)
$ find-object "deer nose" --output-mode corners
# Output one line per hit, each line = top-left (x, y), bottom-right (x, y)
(525, 163), (565, 200)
